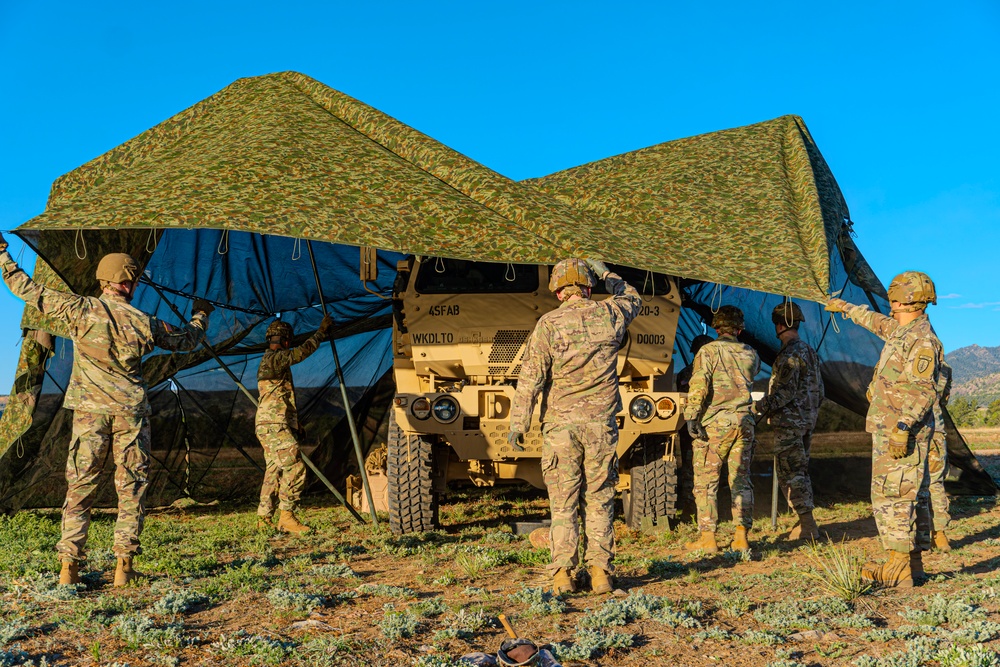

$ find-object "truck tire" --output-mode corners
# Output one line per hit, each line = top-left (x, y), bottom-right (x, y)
(387, 410), (439, 535)
(622, 436), (677, 532)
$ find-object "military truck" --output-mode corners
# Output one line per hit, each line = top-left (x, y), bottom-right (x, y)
(371, 256), (686, 535)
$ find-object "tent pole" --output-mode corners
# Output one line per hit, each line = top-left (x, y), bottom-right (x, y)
(143, 278), (366, 524)
(306, 241), (379, 525)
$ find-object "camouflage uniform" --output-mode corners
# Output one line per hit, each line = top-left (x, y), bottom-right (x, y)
(683, 334), (760, 532)
(844, 304), (943, 553)
(255, 328), (325, 517)
(510, 272), (640, 573)
(0, 250), (208, 561)
(757, 337), (824, 516)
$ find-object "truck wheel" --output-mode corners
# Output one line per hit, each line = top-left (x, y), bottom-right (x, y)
(622, 436), (677, 533)
(387, 410), (439, 535)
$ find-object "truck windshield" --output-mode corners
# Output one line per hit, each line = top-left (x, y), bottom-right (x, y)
(414, 258), (539, 294)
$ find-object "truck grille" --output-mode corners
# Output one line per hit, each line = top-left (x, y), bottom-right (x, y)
(488, 329), (530, 376)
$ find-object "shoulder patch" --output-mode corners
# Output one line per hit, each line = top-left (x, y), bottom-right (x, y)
(912, 346), (936, 379)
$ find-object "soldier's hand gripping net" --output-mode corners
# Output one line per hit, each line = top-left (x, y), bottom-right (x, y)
(584, 259), (610, 280)
(0, 232), (7, 253)
(192, 298), (215, 316)
(317, 315), (335, 339)
(825, 297), (849, 313)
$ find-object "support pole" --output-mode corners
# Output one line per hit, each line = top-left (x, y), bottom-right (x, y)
(307, 241), (379, 525)
(142, 278), (366, 523)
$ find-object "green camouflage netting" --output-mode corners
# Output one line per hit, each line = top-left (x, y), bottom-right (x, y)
(18, 71), (843, 303)
(525, 114), (847, 300)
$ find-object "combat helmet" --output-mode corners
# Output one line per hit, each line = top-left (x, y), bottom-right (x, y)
(887, 271), (936, 311)
(96, 253), (139, 284)
(549, 258), (595, 293)
(712, 305), (744, 333)
(771, 301), (805, 327)
(266, 320), (294, 342)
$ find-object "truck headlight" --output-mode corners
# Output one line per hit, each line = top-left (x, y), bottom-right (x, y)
(656, 397), (677, 419)
(412, 397), (431, 420)
(432, 396), (459, 423)
(629, 396), (655, 423)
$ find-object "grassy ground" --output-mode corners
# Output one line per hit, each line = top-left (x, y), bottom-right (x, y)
(958, 427), (1000, 450)
(1, 456), (998, 667)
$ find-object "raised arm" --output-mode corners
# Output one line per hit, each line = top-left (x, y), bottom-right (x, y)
(0, 244), (91, 331)
(152, 298), (214, 351)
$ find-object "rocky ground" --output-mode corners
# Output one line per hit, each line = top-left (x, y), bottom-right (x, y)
(0, 455), (997, 667)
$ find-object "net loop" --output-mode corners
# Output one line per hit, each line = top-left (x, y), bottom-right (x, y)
(74, 229), (87, 260)
(291, 237), (302, 261)
(434, 257), (445, 273)
(217, 230), (230, 255)
(505, 263), (516, 282)
(710, 283), (723, 314)
(146, 229), (158, 253)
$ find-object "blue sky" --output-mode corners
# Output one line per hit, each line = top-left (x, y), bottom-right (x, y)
(1, 1), (998, 390)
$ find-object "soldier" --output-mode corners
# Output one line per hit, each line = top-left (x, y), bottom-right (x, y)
(255, 315), (334, 535)
(683, 306), (760, 553)
(827, 271), (944, 587)
(509, 259), (640, 595)
(0, 235), (211, 587)
(755, 302), (824, 541)
(677, 334), (714, 394)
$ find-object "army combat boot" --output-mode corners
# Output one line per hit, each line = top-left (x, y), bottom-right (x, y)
(552, 568), (575, 595)
(788, 511), (820, 541)
(256, 514), (273, 531)
(589, 567), (612, 594)
(685, 531), (720, 553)
(277, 510), (312, 535)
(730, 526), (750, 551)
(910, 550), (926, 581)
(114, 556), (144, 588)
(59, 560), (80, 586)
(932, 530), (953, 552)
(861, 550), (913, 589)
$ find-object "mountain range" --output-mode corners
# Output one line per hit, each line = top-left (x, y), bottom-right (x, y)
(946, 344), (1000, 406)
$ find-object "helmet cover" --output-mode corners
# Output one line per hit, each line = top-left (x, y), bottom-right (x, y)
(266, 320), (294, 341)
(887, 271), (936, 307)
(548, 258), (595, 293)
(95, 253), (140, 284)
(771, 301), (805, 326)
(712, 305), (745, 332)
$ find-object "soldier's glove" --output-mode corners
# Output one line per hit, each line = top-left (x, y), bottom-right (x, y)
(507, 430), (525, 452)
(686, 420), (707, 441)
(317, 315), (336, 339)
(888, 428), (910, 459)
(825, 298), (849, 313)
(0, 231), (7, 253)
(192, 298), (215, 316)
(585, 259), (610, 280)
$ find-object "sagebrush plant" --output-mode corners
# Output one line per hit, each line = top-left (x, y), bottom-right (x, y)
(212, 630), (296, 665)
(359, 583), (417, 599)
(151, 590), (207, 616)
(378, 605), (421, 641)
(507, 586), (566, 616)
(551, 627), (635, 661)
(802, 538), (872, 601)
(266, 588), (325, 613)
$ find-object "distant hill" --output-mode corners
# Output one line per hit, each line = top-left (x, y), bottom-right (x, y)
(947, 344), (1000, 406)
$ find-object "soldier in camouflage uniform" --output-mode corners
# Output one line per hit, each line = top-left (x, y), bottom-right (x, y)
(755, 302), (824, 541)
(683, 306), (760, 554)
(509, 258), (640, 595)
(256, 315), (334, 535)
(0, 235), (211, 587)
(827, 271), (944, 587)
